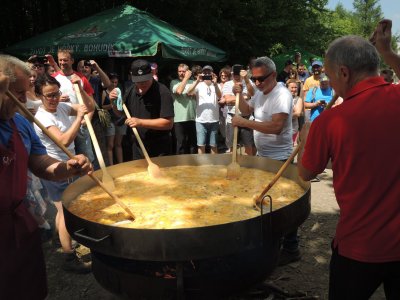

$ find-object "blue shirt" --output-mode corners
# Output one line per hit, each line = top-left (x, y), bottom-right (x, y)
(0, 113), (47, 156)
(305, 87), (333, 121)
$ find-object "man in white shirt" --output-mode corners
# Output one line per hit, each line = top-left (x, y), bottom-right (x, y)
(188, 65), (221, 154)
(232, 57), (293, 160)
(232, 56), (299, 265)
(52, 49), (95, 162)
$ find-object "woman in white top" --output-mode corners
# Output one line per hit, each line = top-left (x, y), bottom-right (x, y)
(286, 79), (303, 144)
(25, 65), (43, 115)
(34, 74), (93, 273)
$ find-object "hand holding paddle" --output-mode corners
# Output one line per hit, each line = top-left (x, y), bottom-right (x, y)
(226, 92), (241, 180)
(73, 83), (115, 191)
(6, 90), (135, 220)
(122, 104), (162, 178)
(254, 142), (302, 211)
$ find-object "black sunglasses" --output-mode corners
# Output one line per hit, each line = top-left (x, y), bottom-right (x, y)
(251, 72), (274, 83)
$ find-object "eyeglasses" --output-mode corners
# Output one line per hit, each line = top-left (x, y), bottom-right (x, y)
(251, 72), (274, 83)
(43, 90), (62, 99)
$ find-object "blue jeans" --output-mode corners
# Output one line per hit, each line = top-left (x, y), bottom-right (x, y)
(195, 121), (219, 147)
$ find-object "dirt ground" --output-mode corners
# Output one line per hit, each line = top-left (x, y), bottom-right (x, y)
(43, 168), (386, 300)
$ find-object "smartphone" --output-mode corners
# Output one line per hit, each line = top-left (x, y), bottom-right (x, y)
(233, 64), (243, 76)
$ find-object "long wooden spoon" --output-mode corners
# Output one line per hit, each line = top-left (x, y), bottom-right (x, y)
(254, 142), (302, 210)
(6, 90), (135, 220)
(226, 93), (241, 179)
(122, 104), (162, 178)
(73, 84), (115, 191)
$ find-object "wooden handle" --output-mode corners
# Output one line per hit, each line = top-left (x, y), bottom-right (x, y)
(255, 142), (302, 205)
(7, 90), (74, 158)
(122, 104), (152, 163)
(232, 93), (240, 163)
(6, 90), (135, 220)
(73, 84), (107, 170)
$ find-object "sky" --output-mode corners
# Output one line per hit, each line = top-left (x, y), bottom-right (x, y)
(327, 0), (400, 34)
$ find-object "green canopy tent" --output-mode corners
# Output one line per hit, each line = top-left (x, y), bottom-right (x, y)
(271, 47), (324, 72)
(4, 5), (226, 62)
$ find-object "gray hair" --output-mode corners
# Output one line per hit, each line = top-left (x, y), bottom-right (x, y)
(178, 63), (189, 70)
(325, 35), (380, 76)
(0, 54), (31, 83)
(253, 56), (276, 72)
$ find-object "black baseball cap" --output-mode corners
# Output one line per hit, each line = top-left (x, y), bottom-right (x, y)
(131, 59), (153, 83)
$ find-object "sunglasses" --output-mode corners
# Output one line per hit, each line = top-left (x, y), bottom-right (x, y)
(251, 72), (274, 83)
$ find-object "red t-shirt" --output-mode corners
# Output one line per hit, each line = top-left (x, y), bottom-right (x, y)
(52, 71), (94, 104)
(302, 76), (400, 263)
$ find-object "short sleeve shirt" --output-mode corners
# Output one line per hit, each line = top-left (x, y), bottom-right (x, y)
(34, 103), (75, 161)
(52, 71), (94, 105)
(125, 80), (174, 140)
(170, 79), (196, 122)
(222, 80), (248, 122)
(0, 114), (47, 156)
(248, 84), (293, 160)
(303, 76), (320, 93)
(194, 82), (219, 123)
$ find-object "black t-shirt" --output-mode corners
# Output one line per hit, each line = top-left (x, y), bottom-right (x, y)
(277, 70), (290, 83)
(89, 76), (103, 106)
(124, 80), (174, 141)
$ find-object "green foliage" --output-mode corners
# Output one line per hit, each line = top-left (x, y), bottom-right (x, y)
(352, 0), (383, 38)
(0, 0), (397, 65)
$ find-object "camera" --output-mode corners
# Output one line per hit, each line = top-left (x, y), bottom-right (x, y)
(319, 100), (326, 105)
(202, 74), (212, 81)
(84, 60), (92, 67)
(233, 64), (243, 76)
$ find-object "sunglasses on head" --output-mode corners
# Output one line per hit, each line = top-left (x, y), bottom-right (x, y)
(251, 72), (273, 83)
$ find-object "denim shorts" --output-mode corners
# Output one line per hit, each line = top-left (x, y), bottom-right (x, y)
(196, 121), (219, 147)
(105, 123), (127, 137)
(41, 177), (75, 202)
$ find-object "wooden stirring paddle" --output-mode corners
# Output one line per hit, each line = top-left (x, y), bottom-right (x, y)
(253, 142), (302, 210)
(6, 90), (135, 220)
(122, 104), (162, 178)
(227, 93), (241, 179)
(73, 84), (115, 191)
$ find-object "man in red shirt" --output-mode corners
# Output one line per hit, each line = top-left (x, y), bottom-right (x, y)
(53, 49), (95, 162)
(297, 20), (400, 299)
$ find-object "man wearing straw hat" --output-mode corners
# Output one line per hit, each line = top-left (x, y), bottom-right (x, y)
(0, 54), (93, 300)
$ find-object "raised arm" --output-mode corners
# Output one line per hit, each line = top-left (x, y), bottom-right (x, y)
(90, 60), (111, 89)
(372, 19), (400, 79)
(175, 70), (192, 95)
(46, 104), (87, 147)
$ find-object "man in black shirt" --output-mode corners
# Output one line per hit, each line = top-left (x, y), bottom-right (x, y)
(111, 59), (174, 160)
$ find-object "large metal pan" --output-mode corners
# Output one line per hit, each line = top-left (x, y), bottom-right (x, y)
(62, 154), (310, 261)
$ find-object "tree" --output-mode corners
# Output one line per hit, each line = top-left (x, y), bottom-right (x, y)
(352, 0), (383, 38)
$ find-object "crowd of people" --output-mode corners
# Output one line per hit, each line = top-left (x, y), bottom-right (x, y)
(0, 19), (399, 299)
